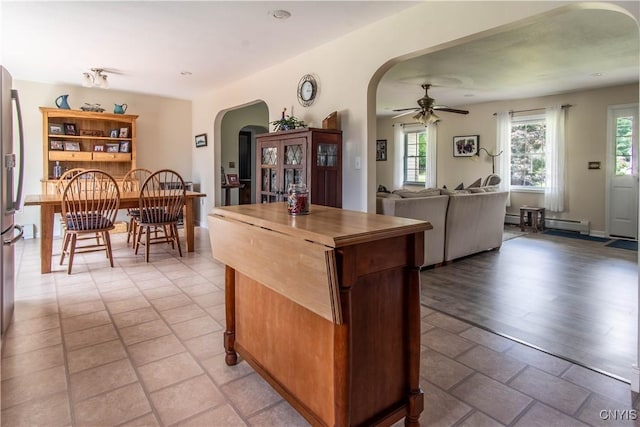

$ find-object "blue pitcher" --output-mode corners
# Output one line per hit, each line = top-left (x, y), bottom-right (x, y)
(114, 103), (127, 114)
(55, 94), (70, 109)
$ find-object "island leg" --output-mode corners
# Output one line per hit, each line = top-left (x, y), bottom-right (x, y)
(224, 265), (238, 365)
(405, 265), (424, 426)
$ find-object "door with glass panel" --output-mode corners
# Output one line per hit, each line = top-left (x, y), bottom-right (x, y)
(608, 104), (639, 239)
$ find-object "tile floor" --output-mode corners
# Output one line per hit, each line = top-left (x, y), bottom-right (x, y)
(2, 228), (640, 426)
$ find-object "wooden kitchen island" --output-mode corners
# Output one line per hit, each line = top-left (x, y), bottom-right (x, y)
(208, 203), (431, 426)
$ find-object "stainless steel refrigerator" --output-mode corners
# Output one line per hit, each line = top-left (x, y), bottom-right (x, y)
(0, 66), (25, 336)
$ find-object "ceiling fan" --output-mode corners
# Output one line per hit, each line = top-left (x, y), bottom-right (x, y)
(392, 84), (469, 124)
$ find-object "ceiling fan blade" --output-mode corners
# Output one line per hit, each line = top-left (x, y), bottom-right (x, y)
(392, 110), (418, 119)
(392, 107), (419, 112)
(433, 106), (469, 114)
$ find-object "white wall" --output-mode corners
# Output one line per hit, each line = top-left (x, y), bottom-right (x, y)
(192, 1), (580, 217)
(14, 80), (192, 235)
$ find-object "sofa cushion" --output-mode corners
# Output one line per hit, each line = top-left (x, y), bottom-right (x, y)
(392, 188), (441, 198)
(377, 192), (401, 199)
(469, 187), (486, 193)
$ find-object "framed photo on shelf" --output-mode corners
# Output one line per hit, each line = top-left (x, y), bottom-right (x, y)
(227, 174), (239, 186)
(110, 129), (119, 138)
(105, 143), (120, 153)
(453, 135), (479, 157)
(49, 140), (64, 151)
(119, 127), (129, 138)
(93, 145), (105, 152)
(64, 141), (80, 151)
(49, 123), (64, 135)
(64, 123), (77, 136)
(119, 141), (130, 153)
(195, 133), (207, 148)
(376, 139), (387, 161)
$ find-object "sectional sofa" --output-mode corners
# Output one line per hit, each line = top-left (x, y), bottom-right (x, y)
(376, 188), (509, 267)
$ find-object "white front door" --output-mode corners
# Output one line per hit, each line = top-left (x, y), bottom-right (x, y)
(608, 104), (639, 239)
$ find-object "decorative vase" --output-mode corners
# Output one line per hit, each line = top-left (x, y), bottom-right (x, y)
(114, 104), (127, 114)
(55, 94), (70, 109)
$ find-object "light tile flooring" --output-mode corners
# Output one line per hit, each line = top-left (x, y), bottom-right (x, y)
(2, 228), (640, 426)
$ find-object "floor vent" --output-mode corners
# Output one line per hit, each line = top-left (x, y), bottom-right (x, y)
(505, 213), (590, 234)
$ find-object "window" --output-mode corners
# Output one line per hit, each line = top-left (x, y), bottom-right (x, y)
(615, 115), (633, 176)
(510, 115), (546, 188)
(404, 130), (426, 184)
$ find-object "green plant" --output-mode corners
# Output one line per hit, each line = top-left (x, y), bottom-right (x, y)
(270, 108), (306, 132)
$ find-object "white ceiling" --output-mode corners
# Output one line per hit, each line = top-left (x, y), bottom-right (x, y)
(1, 1), (419, 99)
(2, 2), (638, 114)
(378, 6), (639, 116)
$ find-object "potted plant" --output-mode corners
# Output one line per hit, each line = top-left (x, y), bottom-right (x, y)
(270, 108), (306, 132)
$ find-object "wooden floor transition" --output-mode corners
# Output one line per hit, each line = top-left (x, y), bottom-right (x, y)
(420, 226), (638, 382)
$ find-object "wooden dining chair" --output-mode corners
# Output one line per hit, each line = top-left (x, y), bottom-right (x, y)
(60, 169), (121, 274)
(55, 167), (103, 246)
(121, 168), (153, 245)
(134, 169), (185, 262)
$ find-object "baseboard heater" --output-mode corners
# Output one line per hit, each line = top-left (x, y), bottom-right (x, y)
(504, 213), (590, 234)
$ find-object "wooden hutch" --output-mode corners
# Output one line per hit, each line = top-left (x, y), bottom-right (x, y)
(256, 127), (342, 207)
(40, 107), (138, 194)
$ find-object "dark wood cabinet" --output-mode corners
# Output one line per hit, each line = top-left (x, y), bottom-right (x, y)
(255, 128), (342, 207)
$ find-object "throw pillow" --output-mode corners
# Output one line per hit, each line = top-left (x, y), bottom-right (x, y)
(467, 178), (482, 188)
(454, 182), (464, 190)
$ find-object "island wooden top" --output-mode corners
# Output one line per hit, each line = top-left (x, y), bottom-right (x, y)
(211, 203), (431, 248)
(25, 190), (205, 207)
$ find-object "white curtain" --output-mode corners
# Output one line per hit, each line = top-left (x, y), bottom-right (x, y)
(393, 124), (404, 189)
(425, 123), (437, 188)
(496, 112), (511, 206)
(544, 105), (565, 211)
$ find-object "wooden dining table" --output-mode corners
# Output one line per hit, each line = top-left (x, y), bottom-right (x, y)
(24, 190), (206, 273)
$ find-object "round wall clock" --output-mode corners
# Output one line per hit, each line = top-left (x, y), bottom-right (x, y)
(297, 74), (318, 107)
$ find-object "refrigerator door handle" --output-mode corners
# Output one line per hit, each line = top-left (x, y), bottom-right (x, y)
(3, 224), (23, 246)
(10, 89), (24, 211)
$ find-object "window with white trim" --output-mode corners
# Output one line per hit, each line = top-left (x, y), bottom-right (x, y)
(404, 129), (427, 184)
(510, 115), (546, 189)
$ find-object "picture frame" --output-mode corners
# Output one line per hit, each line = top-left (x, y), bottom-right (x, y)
(119, 127), (129, 138)
(49, 140), (64, 151)
(64, 141), (80, 151)
(195, 133), (207, 148)
(80, 129), (102, 137)
(105, 143), (120, 153)
(110, 129), (119, 138)
(453, 135), (479, 157)
(376, 139), (387, 161)
(64, 123), (77, 136)
(119, 141), (130, 153)
(226, 173), (239, 186)
(49, 123), (64, 135)
(93, 144), (105, 152)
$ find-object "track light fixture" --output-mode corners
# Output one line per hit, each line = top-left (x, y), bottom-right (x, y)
(82, 68), (109, 89)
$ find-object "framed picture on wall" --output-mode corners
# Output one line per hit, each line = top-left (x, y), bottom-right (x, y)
(376, 139), (387, 161)
(453, 135), (479, 157)
(195, 133), (208, 148)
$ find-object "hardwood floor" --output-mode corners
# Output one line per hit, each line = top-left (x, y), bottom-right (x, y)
(420, 226), (638, 382)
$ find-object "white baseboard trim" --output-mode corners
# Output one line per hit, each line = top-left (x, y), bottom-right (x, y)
(631, 365), (640, 392)
(505, 213), (590, 234)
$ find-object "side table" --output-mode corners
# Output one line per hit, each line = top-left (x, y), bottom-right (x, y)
(520, 207), (545, 232)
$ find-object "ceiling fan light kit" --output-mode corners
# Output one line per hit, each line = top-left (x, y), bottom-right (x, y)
(82, 68), (109, 89)
(393, 83), (469, 122)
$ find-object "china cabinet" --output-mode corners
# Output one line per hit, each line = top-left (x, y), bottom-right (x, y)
(255, 127), (342, 207)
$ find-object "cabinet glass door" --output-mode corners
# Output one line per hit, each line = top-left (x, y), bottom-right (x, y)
(317, 143), (338, 167)
(259, 145), (279, 203)
(283, 139), (305, 190)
